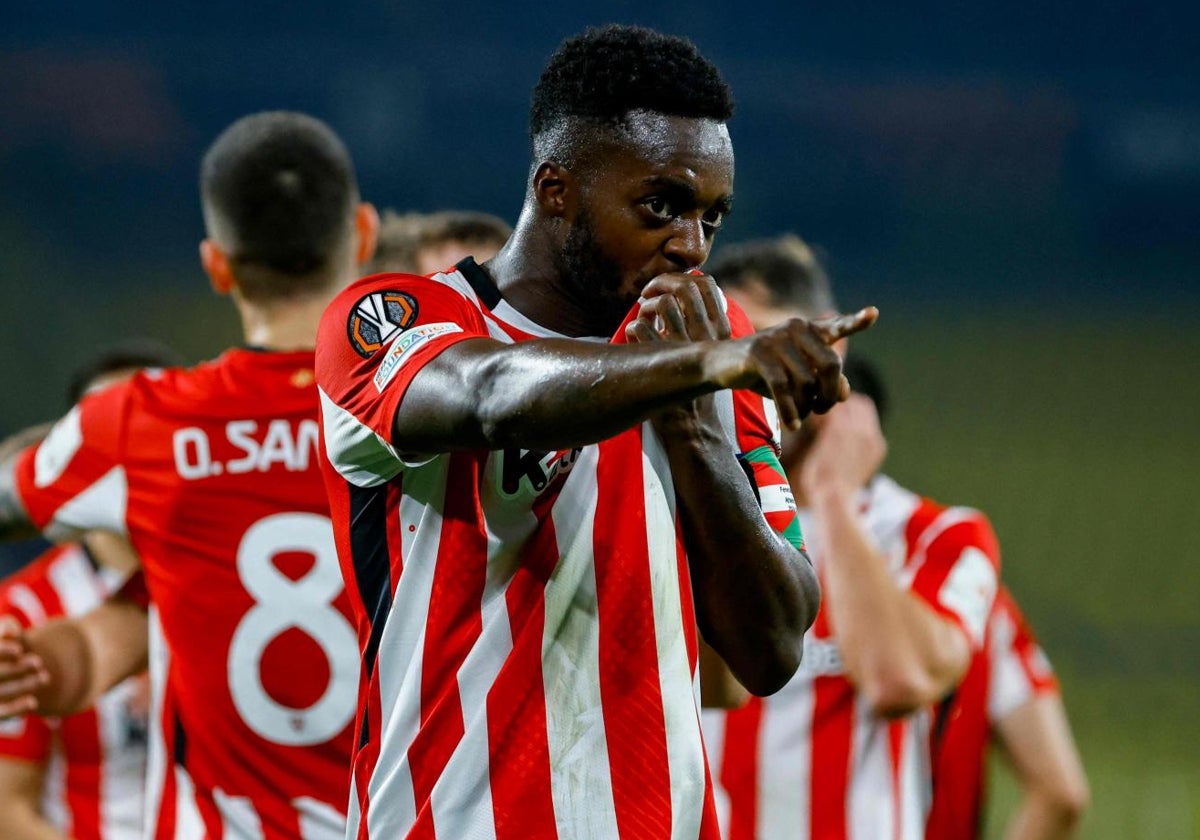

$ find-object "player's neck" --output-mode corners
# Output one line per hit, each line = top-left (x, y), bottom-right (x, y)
(485, 222), (604, 338)
(236, 293), (332, 352)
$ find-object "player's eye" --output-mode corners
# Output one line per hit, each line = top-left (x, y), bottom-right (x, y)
(703, 208), (726, 230)
(643, 196), (674, 220)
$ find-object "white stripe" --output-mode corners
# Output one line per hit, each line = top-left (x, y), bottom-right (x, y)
(173, 766), (205, 840)
(713, 389), (739, 449)
(45, 547), (102, 617)
(757, 674), (813, 840)
(900, 712), (933, 840)
(318, 387), (404, 488)
(642, 427), (707, 840)
(44, 466), (128, 540)
(987, 607), (1034, 721)
(295, 796), (347, 840)
(5, 583), (46, 625)
(344, 774), (361, 840)
(95, 677), (148, 840)
(143, 608), (168, 839)
(429, 268), (487, 307)
(426, 526), (515, 839)
(848, 694), (892, 840)
(699, 711), (731, 835)
(213, 788), (264, 840)
(367, 463), (449, 835)
(544, 447), (620, 839)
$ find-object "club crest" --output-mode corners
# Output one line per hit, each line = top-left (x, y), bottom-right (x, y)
(347, 290), (418, 358)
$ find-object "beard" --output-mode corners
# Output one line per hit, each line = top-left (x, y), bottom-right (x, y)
(555, 208), (638, 335)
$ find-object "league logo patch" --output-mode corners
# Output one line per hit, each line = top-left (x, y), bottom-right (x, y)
(347, 290), (418, 358)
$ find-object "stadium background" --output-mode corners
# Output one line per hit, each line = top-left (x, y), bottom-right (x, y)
(1, 3), (1196, 837)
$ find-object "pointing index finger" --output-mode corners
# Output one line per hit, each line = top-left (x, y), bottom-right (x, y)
(814, 306), (879, 343)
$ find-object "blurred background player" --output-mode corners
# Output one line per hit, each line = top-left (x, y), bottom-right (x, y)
(702, 236), (1000, 840)
(927, 586), (1089, 840)
(0, 341), (179, 840)
(0, 111), (378, 840)
(364, 208), (511, 274)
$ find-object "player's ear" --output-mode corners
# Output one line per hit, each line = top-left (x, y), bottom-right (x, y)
(532, 160), (576, 221)
(200, 240), (235, 295)
(354, 202), (380, 267)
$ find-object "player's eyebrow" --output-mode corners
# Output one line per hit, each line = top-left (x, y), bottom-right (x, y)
(640, 175), (734, 211)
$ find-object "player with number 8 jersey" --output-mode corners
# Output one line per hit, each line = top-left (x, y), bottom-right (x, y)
(12, 351), (357, 840)
(0, 111), (382, 840)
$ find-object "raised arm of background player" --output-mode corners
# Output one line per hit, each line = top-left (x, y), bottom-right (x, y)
(799, 395), (977, 716)
(623, 274), (873, 695)
(376, 285), (875, 696)
(0, 533), (148, 720)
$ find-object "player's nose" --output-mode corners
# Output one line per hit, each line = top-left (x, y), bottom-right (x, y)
(663, 218), (708, 270)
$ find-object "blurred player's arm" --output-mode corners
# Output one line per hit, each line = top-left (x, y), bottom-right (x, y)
(994, 693), (1090, 840)
(0, 588), (148, 719)
(698, 637), (751, 709)
(0, 757), (65, 840)
(0, 423), (47, 540)
(800, 396), (972, 717)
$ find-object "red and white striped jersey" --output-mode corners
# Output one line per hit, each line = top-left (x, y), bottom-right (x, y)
(14, 350), (356, 840)
(0, 544), (147, 840)
(702, 475), (1001, 840)
(924, 586), (1058, 840)
(316, 259), (799, 840)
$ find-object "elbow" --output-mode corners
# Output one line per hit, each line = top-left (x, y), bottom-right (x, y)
(740, 634), (804, 697)
(1039, 777), (1091, 832)
(860, 670), (945, 719)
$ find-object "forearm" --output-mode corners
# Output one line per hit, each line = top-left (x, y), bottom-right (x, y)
(396, 338), (747, 454)
(28, 599), (147, 716)
(663, 416), (818, 696)
(811, 485), (966, 714)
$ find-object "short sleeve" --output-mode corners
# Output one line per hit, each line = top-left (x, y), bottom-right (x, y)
(13, 384), (130, 541)
(0, 713), (52, 763)
(987, 588), (1059, 722)
(906, 509), (1001, 650)
(316, 273), (489, 487)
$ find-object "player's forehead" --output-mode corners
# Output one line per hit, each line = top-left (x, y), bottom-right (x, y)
(606, 111), (734, 194)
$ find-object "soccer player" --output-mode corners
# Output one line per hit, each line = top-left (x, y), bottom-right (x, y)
(701, 236), (1000, 840)
(0, 343), (177, 840)
(926, 587), (1089, 840)
(316, 24), (875, 840)
(0, 111), (379, 839)
(365, 209), (512, 274)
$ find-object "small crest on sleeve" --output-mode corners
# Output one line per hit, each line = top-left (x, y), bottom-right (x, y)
(347, 290), (419, 358)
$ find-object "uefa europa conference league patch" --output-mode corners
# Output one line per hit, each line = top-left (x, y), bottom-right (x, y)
(347, 290), (419, 358)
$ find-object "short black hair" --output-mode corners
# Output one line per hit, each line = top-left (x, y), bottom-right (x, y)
(842, 353), (889, 429)
(530, 24), (734, 153)
(66, 339), (183, 405)
(200, 111), (359, 299)
(709, 235), (838, 316)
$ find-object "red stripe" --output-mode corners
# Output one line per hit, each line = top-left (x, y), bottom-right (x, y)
(887, 720), (907, 840)
(195, 788), (226, 840)
(810, 676), (854, 840)
(720, 698), (765, 840)
(673, 519), (699, 676)
(60, 708), (103, 840)
(488, 565), (557, 839)
(407, 454), (488, 836)
(152, 699), (178, 840)
(353, 675), (385, 840)
(593, 432), (672, 838)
